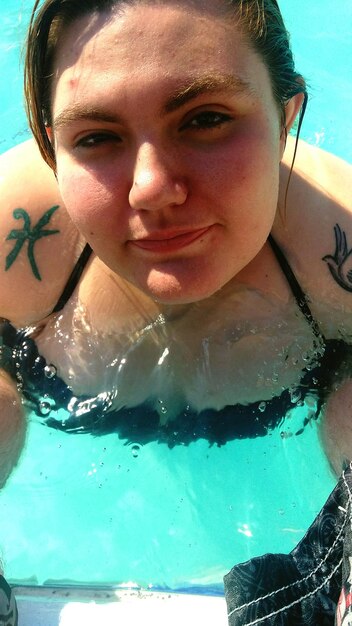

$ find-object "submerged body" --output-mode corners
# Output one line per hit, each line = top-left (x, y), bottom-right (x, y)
(1, 134), (351, 457)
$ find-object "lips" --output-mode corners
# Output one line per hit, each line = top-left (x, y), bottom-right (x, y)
(130, 227), (211, 253)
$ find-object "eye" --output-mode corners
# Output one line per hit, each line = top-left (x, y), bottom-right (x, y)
(181, 111), (233, 132)
(75, 132), (122, 149)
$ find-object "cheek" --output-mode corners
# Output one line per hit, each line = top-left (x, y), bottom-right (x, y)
(203, 127), (280, 213)
(57, 167), (120, 234)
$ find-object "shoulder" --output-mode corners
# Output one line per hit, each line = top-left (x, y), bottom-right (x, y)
(0, 140), (82, 326)
(281, 136), (351, 207)
(274, 137), (352, 336)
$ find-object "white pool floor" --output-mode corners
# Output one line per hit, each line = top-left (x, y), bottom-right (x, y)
(14, 586), (228, 626)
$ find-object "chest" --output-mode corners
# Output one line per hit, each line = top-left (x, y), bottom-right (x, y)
(32, 282), (320, 418)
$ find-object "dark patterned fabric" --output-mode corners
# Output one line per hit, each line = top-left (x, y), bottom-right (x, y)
(224, 464), (352, 625)
(335, 479), (352, 626)
(0, 576), (17, 626)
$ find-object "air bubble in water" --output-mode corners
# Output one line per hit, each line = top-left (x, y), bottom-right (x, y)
(44, 364), (57, 378)
(158, 399), (168, 414)
(131, 444), (141, 458)
(289, 388), (301, 404)
(38, 400), (52, 416)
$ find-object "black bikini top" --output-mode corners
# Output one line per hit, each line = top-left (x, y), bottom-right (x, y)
(267, 235), (322, 340)
(1, 236), (351, 445)
(51, 243), (93, 314)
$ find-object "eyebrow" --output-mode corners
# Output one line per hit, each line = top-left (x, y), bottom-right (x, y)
(163, 74), (256, 114)
(53, 105), (123, 131)
(52, 73), (255, 131)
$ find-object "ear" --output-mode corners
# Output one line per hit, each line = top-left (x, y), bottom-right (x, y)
(45, 126), (53, 142)
(285, 92), (305, 133)
(279, 92), (305, 158)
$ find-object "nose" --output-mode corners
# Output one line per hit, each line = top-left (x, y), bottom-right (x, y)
(129, 142), (187, 211)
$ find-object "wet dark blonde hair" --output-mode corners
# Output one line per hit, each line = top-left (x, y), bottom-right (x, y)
(24, 0), (307, 171)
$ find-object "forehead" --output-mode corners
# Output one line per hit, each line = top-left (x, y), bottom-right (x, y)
(51, 2), (271, 112)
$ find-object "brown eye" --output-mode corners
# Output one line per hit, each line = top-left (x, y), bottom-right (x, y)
(76, 133), (121, 148)
(182, 111), (232, 131)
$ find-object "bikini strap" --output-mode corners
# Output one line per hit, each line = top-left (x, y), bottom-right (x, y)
(268, 234), (323, 340)
(51, 243), (93, 314)
(52, 236), (323, 339)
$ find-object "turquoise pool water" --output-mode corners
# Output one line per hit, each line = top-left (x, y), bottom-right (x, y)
(0, 0), (350, 592)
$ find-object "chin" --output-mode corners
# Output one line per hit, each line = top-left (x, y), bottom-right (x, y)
(143, 269), (225, 305)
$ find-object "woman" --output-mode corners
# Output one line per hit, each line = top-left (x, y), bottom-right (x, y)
(0, 0), (351, 623)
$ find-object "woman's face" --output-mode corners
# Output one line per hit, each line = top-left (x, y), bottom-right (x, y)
(51, 1), (287, 304)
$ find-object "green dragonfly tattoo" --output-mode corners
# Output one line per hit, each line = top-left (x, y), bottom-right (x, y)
(5, 205), (60, 280)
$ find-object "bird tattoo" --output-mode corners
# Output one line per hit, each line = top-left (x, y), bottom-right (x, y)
(322, 224), (352, 292)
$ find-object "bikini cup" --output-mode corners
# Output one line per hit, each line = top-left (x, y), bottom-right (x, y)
(2, 235), (345, 444)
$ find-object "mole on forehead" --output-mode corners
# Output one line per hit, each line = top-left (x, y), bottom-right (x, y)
(53, 72), (257, 130)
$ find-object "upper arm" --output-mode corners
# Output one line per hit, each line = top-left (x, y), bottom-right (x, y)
(0, 140), (81, 325)
(277, 139), (352, 333)
(0, 368), (26, 488)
